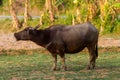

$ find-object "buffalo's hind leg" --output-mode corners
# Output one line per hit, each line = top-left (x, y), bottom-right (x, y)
(87, 45), (97, 70)
(59, 53), (67, 71)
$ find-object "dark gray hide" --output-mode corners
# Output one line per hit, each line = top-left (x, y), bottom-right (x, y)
(14, 22), (99, 70)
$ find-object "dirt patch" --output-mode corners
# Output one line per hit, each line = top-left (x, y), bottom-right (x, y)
(0, 33), (40, 50)
(0, 33), (120, 50)
(99, 37), (120, 47)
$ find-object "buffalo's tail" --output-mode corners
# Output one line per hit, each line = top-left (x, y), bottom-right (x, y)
(95, 43), (98, 58)
(95, 39), (98, 58)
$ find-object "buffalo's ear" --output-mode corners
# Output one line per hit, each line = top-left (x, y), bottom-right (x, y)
(29, 29), (37, 35)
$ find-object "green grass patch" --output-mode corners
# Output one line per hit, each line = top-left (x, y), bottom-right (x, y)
(0, 49), (120, 80)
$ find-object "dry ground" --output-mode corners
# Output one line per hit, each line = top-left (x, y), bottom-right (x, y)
(0, 33), (120, 50)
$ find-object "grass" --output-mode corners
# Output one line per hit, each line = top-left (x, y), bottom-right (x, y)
(0, 48), (120, 80)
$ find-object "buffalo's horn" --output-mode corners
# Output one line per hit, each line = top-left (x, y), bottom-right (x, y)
(34, 24), (41, 29)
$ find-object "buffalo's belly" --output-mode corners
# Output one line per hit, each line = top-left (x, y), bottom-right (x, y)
(65, 43), (86, 53)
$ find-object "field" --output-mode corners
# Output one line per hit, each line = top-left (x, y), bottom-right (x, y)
(0, 0), (120, 80)
(0, 48), (120, 80)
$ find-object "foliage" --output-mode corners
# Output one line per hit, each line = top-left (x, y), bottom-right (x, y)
(112, 3), (120, 7)
(0, 0), (120, 34)
(30, 0), (45, 10)
(0, 19), (13, 33)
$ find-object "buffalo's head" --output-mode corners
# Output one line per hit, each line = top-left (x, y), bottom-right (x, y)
(14, 25), (40, 41)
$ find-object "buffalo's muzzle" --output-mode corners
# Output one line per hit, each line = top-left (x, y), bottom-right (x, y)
(14, 33), (20, 41)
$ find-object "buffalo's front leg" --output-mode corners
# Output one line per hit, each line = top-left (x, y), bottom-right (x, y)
(51, 54), (57, 70)
(59, 54), (67, 71)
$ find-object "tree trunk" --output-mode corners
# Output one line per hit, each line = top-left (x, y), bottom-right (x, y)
(76, 8), (81, 23)
(99, 0), (107, 33)
(45, 0), (54, 22)
(9, 0), (21, 29)
(53, 0), (59, 15)
(23, 0), (31, 27)
(72, 15), (75, 25)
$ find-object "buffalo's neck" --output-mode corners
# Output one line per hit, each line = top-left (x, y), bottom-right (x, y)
(31, 30), (51, 47)
(31, 36), (51, 47)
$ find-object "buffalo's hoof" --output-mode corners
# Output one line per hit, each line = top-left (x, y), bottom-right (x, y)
(86, 66), (90, 70)
(86, 65), (95, 70)
(61, 66), (67, 71)
(51, 67), (57, 71)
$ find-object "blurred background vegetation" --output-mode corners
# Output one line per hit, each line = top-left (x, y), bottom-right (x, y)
(0, 0), (119, 35)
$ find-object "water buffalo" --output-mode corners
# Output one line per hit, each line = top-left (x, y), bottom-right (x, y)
(14, 22), (99, 71)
